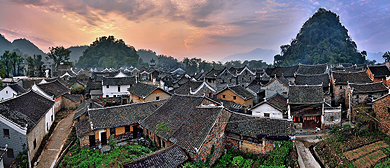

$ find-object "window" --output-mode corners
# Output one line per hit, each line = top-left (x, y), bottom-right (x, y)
(47, 123), (49, 131)
(356, 95), (359, 99)
(388, 107), (390, 113)
(233, 96), (236, 100)
(7, 148), (14, 158)
(340, 86), (342, 89)
(125, 126), (130, 132)
(264, 113), (270, 118)
(162, 140), (166, 147)
(330, 116), (335, 122)
(106, 95), (109, 98)
(51, 115), (53, 121)
(3, 129), (9, 138)
(118, 86), (121, 92)
(110, 128), (116, 136)
(156, 96), (160, 100)
(222, 95), (226, 98)
(5, 91), (8, 94)
(33, 139), (37, 149)
(113, 95), (116, 97)
(106, 85), (109, 88)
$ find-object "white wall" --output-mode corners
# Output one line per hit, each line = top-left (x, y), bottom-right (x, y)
(0, 87), (17, 101)
(251, 103), (283, 119)
(102, 85), (130, 97)
(44, 106), (55, 134)
(261, 81), (288, 98)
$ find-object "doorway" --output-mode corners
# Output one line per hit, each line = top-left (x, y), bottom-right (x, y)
(101, 132), (107, 145)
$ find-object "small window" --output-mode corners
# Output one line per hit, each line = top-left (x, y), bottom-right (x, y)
(5, 91), (8, 94)
(162, 140), (166, 147)
(156, 96), (160, 100)
(3, 129), (9, 138)
(106, 95), (109, 98)
(222, 95), (226, 98)
(47, 123), (49, 131)
(330, 116), (335, 122)
(387, 107), (390, 113)
(340, 86), (342, 89)
(118, 86), (121, 92)
(113, 95), (116, 97)
(110, 128), (116, 136)
(233, 96), (236, 100)
(356, 95), (359, 99)
(7, 148), (14, 158)
(106, 85), (109, 88)
(33, 139), (37, 149)
(125, 126), (130, 133)
(51, 115), (53, 121)
(264, 113), (270, 118)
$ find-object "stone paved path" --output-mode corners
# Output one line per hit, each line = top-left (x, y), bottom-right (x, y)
(296, 141), (321, 168)
(34, 110), (75, 168)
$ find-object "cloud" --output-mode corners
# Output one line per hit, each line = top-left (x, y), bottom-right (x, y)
(0, 27), (55, 47)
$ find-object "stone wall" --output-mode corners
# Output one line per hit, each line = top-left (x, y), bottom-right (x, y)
(0, 118), (27, 167)
(374, 95), (390, 136)
(26, 115), (47, 164)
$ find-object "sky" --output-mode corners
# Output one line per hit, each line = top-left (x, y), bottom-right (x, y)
(0, 0), (389, 63)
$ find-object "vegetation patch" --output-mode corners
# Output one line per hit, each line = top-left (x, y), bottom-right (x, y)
(344, 141), (389, 161)
(353, 150), (386, 168)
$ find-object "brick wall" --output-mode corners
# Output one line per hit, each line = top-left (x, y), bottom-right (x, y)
(374, 95), (390, 136)
(54, 96), (63, 113)
(333, 84), (346, 107)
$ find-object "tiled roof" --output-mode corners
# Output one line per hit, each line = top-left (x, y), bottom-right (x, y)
(246, 80), (263, 93)
(124, 145), (188, 168)
(86, 81), (102, 92)
(262, 76), (289, 88)
(288, 85), (324, 104)
(296, 64), (327, 75)
(295, 73), (330, 87)
(173, 75), (190, 85)
(172, 81), (203, 95)
(332, 71), (372, 85)
(63, 93), (82, 103)
(368, 65), (390, 78)
(37, 80), (70, 98)
(21, 78), (44, 89)
(88, 99), (168, 130)
(128, 82), (170, 99)
(205, 68), (223, 78)
(266, 93), (288, 112)
(0, 90), (54, 132)
(226, 113), (294, 138)
(7, 83), (26, 94)
(217, 85), (254, 100)
(73, 99), (103, 121)
(75, 118), (92, 138)
(140, 95), (225, 153)
(269, 65), (299, 77)
(349, 82), (388, 93)
(102, 76), (136, 86)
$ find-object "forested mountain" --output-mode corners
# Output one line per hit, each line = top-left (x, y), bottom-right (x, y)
(67, 45), (88, 64)
(0, 34), (47, 58)
(76, 36), (139, 68)
(274, 8), (366, 66)
(221, 48), (277, 64)
(137, 49), (159, 66)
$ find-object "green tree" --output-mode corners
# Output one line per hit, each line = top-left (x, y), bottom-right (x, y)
(383, 51), (390, 62)
(46, 46), (71, 71)
(26, 56), (35, 76)
(1, 50), (12, 77)
(34, 54), (44, 77)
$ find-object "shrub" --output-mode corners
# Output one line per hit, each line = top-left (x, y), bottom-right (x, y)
(232, 156), (244, 167)
(243, 159), (253, 168)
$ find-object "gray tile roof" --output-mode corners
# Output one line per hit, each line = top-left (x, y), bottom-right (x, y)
(296, 64), (328, 75)
(37, 80), (70, 98)
(217, 85), (254, 100)
(288, 85), (324, 104)
(226, 113), (294, 138)
(124, 145), (188, 168)
(172, 81), (203, 95)
(332, 71), (372, 85)
(269, 65), (299, 77)
(88, 99), (168, 130)
(128, 82), (170, 99)
(73, 99), (103, 121)
(0, 90), (54, 132)
(295, 73), (330, 87)
(367, 65), (390, 78)
(75, 118), (92, 138)
(63, 93), (82, 103)
(349, 82), (388, 93)
(102, 76), (136, 86)
(140, 95), (225, 153)
(7, 83), (26, 94)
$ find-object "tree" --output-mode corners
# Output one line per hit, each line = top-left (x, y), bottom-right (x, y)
(26, 56), (35, 76)
(46, 46), (71, 71)
(1, 50), (12, 77)
(34, 54), (44, 77)
(383, 51), (390, 62)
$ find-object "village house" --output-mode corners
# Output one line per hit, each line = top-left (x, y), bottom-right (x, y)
(295, 64), (328, 75)
(266, 65), (298, 83)
(331, 71), (372, 107)
(205, 67), (237, 91)
(140, 95), (231, 164)
(32, 79), (70, 113)
(373, 94), (390, 136)
(0, 90), (55, 167)
(288, 85), (324, 129)
(86, 81), (102, 98)
(73, 99), (103, 122)
(294, 73), (330, 93)
(366, 65), (390, 86)
(229, 65), (256, 87)
(127, 82), (172, 103)
(172, 80), (216, 97)
(216, 85), (254, 108)
(0, 83), (26, 101)
(251, 93), (287, 119)
(102, 76), (136, 98)
(261, 76), (289, 98)
(61, 93), (83, 110)
(345, 82), (388, 120)
(225, 112), (294, 154)
(245, 79), (265, 104)
(75, 99), (167, 148)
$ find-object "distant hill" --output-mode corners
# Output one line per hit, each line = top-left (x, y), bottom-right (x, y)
(137, 49), (159, 65)
(221, 48), (278, 64)
(274, 8), (366, 66)
(67, 45), (88, 64)
(0, 34), (47, 58)
(367, 51), (384, 63)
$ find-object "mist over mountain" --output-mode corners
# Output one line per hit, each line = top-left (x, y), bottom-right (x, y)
(67, 45), (88, 64)
(0, 34), (47, 58)
(221, 48), (278, 64)
(367, 51), (385, 63)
